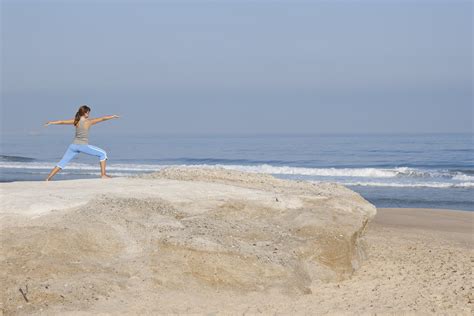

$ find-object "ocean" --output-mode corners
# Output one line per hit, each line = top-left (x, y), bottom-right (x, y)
(1, 132), (472, 211)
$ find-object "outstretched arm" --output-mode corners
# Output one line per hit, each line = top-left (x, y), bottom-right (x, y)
(44, 119), (75, 126)
(89, 115), (120, 126)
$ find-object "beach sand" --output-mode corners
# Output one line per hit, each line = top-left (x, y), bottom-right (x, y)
(0, 172), (472, 315)
(133, 207), (472, 315)
(140, 207), (473, 315)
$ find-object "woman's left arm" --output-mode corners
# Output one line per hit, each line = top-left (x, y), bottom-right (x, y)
(89, 115), (120, 126)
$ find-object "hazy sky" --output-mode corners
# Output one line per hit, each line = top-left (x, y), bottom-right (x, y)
(1, 0), (472, 135)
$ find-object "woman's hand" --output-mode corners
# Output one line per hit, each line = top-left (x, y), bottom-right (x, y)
(44, 121), (51, 127)
(111, 115), (120, 119)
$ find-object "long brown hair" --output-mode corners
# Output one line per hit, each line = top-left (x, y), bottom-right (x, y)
(74, 105), (91, 126)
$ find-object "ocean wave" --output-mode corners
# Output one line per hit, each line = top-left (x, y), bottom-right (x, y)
(1, 162), (473, 185)
(186, 164), (474, 181)
(333, 181), (474, 189)
(0, 155), (35, 162)
(0, 163), (431, 178)
(0, 162), (160, 171)
(211, 164), (405, 178)
(61, 172), (136, 177)
(452, 174), (474, 181)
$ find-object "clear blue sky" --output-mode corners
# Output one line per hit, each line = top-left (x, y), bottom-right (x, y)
(1, 0), (472, 135)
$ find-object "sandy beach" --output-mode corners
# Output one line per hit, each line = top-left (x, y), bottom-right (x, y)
(0, 169), (472, 315)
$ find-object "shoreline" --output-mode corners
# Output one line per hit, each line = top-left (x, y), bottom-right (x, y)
(374, 207), (473, 246)
(376, 207), (473, 225)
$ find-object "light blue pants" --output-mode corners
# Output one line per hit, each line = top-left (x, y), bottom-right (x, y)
(56, 144), (108, 169)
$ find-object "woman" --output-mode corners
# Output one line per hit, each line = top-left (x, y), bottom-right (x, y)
(44, 105), (120, 181)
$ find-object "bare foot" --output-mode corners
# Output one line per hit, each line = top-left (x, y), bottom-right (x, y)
(101, 174), (112, 179)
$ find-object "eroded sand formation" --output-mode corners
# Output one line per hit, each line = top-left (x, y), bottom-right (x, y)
(0, 168), (376, 314)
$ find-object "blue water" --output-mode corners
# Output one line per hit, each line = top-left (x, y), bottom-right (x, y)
(1, 132), (472, 211)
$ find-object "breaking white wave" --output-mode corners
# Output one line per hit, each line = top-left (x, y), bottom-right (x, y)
(1, 161), (473, 188)
(324, 181), (474, 189)
(0, 162), (405, 177)
(452, 174), (474, 181)
(0, 162), (160, 172)
(205, 164), (408, 178)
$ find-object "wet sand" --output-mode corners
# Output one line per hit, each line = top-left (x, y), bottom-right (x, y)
(375, 207), (473, 245)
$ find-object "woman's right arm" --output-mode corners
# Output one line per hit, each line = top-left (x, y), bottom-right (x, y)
(44, 119), (75, 126)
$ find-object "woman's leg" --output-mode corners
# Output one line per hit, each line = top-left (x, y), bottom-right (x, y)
(99, 159), (110, 178)
(77, 145), (110, 178)
(45, 166), (61, 181)
(46, 145), (78, 181)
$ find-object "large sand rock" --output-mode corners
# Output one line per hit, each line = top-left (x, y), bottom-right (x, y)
(0, 168), (376, 314)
